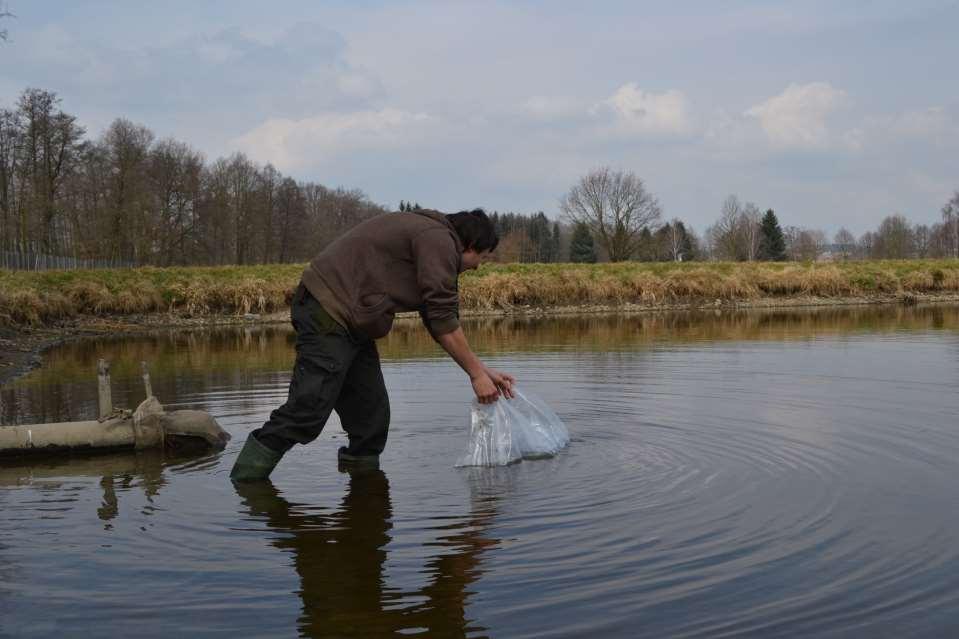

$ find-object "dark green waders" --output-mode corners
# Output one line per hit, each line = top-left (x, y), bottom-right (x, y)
(230, 285), (391, 481)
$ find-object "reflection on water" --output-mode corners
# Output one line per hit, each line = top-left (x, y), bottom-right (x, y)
(3, 304), (958, 426)
(1, 304), (959, 637)
(236, 466), (498, 638)
(0, 449), (203, 529)
(0, 448), (501, 638)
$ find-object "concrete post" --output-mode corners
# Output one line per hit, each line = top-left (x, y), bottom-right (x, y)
(97, 359), (112, 420)
(141, 361), (153, 399)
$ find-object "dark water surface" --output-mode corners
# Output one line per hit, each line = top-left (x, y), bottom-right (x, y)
(2, 306), (959, 638)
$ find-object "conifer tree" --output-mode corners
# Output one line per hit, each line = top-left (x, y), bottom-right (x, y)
(550, 222), (561, 262)
(678, 221), (698, 261)
(637, 227), (654, 261)
(569, 222), (597, 263)
(759, 209), (787, 261)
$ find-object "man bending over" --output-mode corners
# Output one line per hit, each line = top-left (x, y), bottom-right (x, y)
(231, 208), (514, 481)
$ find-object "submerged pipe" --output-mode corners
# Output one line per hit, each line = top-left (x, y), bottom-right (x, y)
(1, 359), (230, 458)
(0, 397), (230, 457)
(0, 416), (144, 452)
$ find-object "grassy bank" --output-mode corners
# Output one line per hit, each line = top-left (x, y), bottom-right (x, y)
(2, 260), (959, 326)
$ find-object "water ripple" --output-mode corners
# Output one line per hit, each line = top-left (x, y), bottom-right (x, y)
(2, 311), (959, 637)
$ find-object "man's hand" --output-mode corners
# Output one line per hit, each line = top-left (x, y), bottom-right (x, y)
(433, 327), (515, 404)
(471, 372), (500, 404)
(485, 367), (516, 400)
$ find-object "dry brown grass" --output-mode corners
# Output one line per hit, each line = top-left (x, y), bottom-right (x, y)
(1, 260), (959, 326)
(458, 260), (959, 309)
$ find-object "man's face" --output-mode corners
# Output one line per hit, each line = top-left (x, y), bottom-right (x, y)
(461, 248), (491, 271)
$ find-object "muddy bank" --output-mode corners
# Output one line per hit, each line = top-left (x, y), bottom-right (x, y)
(3, 292), (959, 387)
(0, 326), (66, 388)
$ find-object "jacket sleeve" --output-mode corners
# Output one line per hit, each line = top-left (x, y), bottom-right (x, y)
(411, 228), (461, 337)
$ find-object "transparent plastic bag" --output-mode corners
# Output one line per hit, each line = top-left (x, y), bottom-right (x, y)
(456, 387), (570, 467)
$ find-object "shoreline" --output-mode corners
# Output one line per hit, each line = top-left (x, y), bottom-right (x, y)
(3, 292), (959, 387)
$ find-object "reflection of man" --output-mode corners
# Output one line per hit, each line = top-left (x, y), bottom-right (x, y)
(234, 466), (498, 637)
(232, 208), (514, 481)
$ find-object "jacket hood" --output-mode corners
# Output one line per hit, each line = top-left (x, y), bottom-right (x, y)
(411, 209), (465, 254)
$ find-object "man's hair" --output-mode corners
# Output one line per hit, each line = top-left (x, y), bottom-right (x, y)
(446, 208), (499, 253)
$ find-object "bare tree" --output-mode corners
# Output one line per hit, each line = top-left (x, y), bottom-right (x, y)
(62, 136), (110, 259)
(742, 202), (762, 261)
(148, 138), (203, 265)
(784, 226), (826, 261)
(274, 176), (306, 263)
(804, 229), (827, 261)
(560, 166), (662, 261)
(666, 219), (684, 261)
(943, 191), (959, 258)
(493, 228), (531, 263)
(304, 183), (385, 252)
(0, 107), (21, 248)
(707, 195), (761, 261)
(16, 88), (85, 252)
(707, 195), (743, 261)
(913, 224), (931, 258)
(857, 231), (875, 260)
(873, 214), (914, 259)
(201, 156), (235, 264)
(834, 227), (855, 261)
(783, 226), (801, 260)
(102, 118), (154, 262)
(224, 152), (257, 264)
(930, 221), (952, 258)
(0, 3), (14, 42)
(257, 163), (279, 263)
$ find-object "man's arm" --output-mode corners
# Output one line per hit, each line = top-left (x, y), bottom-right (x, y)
(410, 229), (514, 402)
(435, 327), (514, 404)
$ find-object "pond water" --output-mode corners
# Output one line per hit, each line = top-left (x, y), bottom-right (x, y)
(2, 306), (958, 638)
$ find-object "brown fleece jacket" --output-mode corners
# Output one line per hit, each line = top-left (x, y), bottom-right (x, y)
(300, 210), (464, 340)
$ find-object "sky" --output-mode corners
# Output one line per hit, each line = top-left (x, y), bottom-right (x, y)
(2, 0), (958, 235)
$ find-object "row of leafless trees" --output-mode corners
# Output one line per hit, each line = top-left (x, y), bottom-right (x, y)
(847, 207), (959, 260)
(3, 88), (956, 267)
(0, 88), (387, 266)
(705, 194), (959, 262)
(553, 166), (959, 263)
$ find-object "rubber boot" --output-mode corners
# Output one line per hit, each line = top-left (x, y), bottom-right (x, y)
(337, 446), (380, 468)
(230, 433), (283, 481)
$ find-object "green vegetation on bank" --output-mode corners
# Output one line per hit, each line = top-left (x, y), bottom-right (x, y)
(2, 260), (959, 326)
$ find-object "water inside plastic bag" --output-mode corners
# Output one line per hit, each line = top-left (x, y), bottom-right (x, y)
(456, 387), (570, 467)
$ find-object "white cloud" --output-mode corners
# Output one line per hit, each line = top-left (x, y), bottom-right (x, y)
(596, 84), (693, 136)
(231, 109), (433, 172)
(745, 82), (849, 149)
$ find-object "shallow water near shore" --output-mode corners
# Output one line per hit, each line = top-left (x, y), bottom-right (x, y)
(2, 305), (959, 638)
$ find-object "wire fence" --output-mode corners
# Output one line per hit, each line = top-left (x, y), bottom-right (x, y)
(0, 249), (132, 271)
